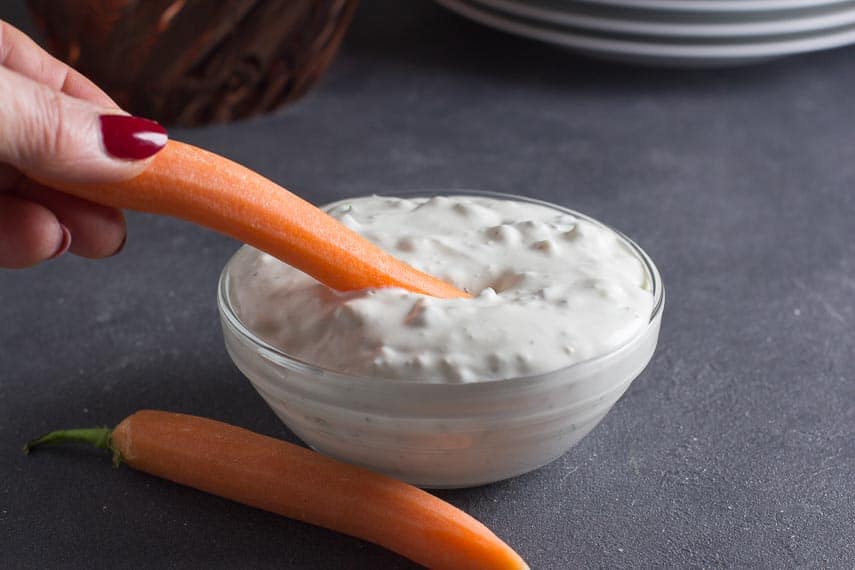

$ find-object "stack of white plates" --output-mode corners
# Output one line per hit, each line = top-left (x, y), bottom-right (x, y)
(435, 0), (855, 65)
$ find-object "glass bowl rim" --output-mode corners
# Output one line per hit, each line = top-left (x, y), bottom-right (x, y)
(217, 189), (664, 390)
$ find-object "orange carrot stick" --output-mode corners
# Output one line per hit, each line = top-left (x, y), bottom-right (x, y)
(43, 140), (468, 299)
(24, 410), (527, 570)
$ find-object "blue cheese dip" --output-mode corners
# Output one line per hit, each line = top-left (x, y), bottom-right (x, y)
(231, 195), (654, 383)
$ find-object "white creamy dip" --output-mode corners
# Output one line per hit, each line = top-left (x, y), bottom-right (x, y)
(231, 195), (654, 383)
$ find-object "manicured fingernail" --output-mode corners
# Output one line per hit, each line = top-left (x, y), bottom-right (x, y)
(100, 114), (168, 160)
(49, 224), (71, 260)
(111, 233), (127, 257)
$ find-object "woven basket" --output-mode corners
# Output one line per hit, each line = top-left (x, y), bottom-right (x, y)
(28, 0), (359, 125)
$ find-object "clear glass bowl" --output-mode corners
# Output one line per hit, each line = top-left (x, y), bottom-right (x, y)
(218, 191), (664, 488)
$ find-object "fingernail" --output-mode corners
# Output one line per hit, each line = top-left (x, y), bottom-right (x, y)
(100, 114), (168, 160)
(49, 224), (71, 260)
(111, 233), (127, 257)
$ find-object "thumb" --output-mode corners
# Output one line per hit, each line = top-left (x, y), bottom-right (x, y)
(0, 65), (167, 185)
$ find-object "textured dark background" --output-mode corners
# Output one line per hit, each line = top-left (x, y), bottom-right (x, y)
(2, 1), (853, 568)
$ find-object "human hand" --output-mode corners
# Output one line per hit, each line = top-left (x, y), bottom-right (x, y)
(0, 21), (168, 268)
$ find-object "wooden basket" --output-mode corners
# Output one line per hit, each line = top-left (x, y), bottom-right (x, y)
(28, 0), (359, 126)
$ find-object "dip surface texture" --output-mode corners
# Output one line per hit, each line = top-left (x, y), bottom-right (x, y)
(232, 195), (654, 382)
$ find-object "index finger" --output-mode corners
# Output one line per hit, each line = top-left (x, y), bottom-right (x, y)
(0, 20), (116, 108)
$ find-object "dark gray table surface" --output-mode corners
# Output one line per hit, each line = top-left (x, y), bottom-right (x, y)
(2, 1), (853, 568)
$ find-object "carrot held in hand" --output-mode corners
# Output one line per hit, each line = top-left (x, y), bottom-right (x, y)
(24, 410), (527, 570)
(42, 140), (467, 299)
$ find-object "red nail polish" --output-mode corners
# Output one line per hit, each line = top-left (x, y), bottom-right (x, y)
(49, 224), (71, 260)
(100, 114), (168, 160)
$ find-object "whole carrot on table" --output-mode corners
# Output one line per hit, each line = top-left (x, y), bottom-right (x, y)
(25, 410), (528, 570)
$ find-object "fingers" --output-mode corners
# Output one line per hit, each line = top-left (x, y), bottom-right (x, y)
(15, 181), (126, 259)
(0, 194), (69, 268)
(0, 163), (21, 187)
(0, 21), (158, 268)
(0, 65), (167, 186)
(0, 20), (116, 107)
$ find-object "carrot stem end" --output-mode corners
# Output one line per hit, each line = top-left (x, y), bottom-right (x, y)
(23, 427), (121, 467)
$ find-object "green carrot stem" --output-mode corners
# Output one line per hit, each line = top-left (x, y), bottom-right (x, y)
(23, 427), (122, 467)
